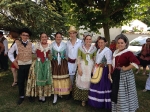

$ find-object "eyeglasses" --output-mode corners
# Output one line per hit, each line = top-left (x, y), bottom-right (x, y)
(21, 34), (29, 37)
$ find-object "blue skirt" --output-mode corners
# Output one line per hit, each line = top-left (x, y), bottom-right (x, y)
(88, 66), (112, 109)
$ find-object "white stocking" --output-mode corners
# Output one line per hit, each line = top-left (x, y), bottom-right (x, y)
(53, 94), (57, 103)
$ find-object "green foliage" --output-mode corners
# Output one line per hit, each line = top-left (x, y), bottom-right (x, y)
(62, 0), (150, 43)
(0, 0), (66, 40)
(121, 29), (128, 33)
(133, 27), (142, 32)
(141, 7), (150, 26)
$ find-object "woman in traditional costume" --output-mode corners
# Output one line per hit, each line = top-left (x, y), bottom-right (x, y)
(111, 34), (139, 112)
(51, 32), (71, 104)
(26, 33), (53, 102)
(88, 37), (112, 109)
(73, 35), (97, 106)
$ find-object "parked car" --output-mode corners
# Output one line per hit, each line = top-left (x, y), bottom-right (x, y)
(128, 35), (150, 55)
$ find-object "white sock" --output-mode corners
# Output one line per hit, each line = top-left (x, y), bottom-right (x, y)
(53, 94), (57, 103)
(39, 96), (42, 100)
(20, 96), (24, 98)
(41, 96), (45, 101)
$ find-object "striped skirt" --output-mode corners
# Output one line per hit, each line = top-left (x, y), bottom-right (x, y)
(112, 69), (139, 112)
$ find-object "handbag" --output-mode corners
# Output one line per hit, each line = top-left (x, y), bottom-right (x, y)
(91, 66), (103, 84)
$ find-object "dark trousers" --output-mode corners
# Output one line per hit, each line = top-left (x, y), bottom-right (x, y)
(0, 51), (8, 70)
(18, 64), (31, 96)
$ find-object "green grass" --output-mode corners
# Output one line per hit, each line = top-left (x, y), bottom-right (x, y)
(0, 69), (150, 112)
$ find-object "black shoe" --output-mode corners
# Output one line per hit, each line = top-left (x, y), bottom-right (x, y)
(17, 98), (24, 105)
(38, 99), (42, 102)
(28, 97), (34, 102)
(66, 92), (72, 100)
(42, 100), (46, 103)
(65, 95), (71, 100)
(52, 102), (57, 105)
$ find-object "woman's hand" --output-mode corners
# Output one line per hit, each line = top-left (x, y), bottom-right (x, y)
(122, 66), (127, 71)
(92, 67), (95, 74)
(78, 67), (82, 76)
(108, 73), (112, 83)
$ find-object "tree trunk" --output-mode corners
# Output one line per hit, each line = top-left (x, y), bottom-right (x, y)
(103, 23), (110, 45)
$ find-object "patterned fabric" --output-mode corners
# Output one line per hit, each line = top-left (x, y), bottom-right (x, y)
(26, 60), (53, 97)
(73, 84), (89, 101)
(112, 69), (139, 112)
(35, 60), (52, 86)
(16, 40), (32, 62)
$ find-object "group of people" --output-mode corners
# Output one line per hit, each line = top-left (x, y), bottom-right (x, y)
(3, 26), (140, 112)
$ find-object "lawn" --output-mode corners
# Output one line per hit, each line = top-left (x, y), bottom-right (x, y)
(0, 69), (150, 112)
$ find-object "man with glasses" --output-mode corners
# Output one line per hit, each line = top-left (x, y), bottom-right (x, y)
(8, 28), (34, 105)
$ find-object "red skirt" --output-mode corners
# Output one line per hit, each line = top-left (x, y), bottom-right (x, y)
(11, 63), (17, 69)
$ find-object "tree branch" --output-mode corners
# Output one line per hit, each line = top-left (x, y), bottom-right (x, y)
(110, 1), (130, 16)
(104, 0), (110, 12)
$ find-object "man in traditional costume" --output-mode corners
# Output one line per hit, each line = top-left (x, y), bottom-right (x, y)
(66, 26), (82, 98)
(8, 28), (34, 105)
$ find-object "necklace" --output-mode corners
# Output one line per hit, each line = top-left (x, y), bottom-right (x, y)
(41, 42), (47, 45)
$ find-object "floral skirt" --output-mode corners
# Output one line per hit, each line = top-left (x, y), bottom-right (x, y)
(26, 60), (53, 97)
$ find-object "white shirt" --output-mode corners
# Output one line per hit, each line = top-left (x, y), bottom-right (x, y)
(8, 41), (34, 63)
(96, 47), (112, 64)
(66, 38), (82, 59)
(66, 38), (82, 75)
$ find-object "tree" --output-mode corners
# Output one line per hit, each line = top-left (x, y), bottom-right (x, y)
(0, 0), (66, 39)
(141, 7), (150, 26)
(62, 0), (150, 43)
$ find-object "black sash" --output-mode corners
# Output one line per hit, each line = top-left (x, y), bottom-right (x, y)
(111, 68), (120, 103)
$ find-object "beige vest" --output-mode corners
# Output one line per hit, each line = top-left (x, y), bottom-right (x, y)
(16, 40), (32, 62)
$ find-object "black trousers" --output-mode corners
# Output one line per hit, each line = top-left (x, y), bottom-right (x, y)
(0, 51), (8, 70)
(18, 64), (31, 96)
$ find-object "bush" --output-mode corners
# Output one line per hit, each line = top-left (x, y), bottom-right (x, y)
(121, 29), (128, 33)
(130, 41), (141, 46)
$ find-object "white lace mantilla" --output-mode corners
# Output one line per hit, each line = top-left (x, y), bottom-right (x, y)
(51, 41), (66, 65)
(34, 42), (50, 57)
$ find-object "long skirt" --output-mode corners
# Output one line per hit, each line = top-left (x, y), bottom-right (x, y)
(51, 59), (71, 95)
(112, 69), (139, 112)
(26, 60), (53, 97)
(73, 60), (93, 101)
(88, 66), (112, 109)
